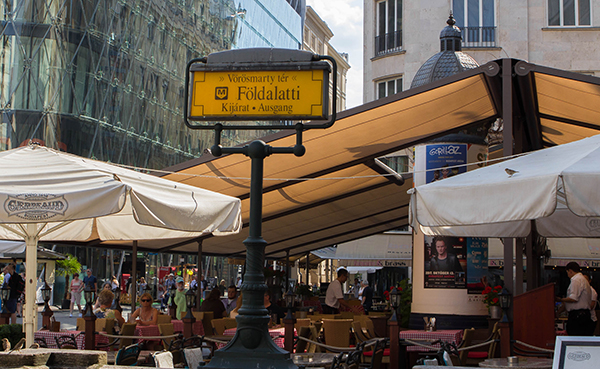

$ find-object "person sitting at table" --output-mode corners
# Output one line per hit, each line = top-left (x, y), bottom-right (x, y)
(201, 288), (226, 319)
(94, 289), (125, 327)
(129, 292), (158, 326)
(264, 290), (285, 325)
(93, 282), (113, 310)
(230, 293), (243, 319)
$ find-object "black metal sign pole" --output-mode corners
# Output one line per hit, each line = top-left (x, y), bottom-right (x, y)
(184, 48), (335, 369)
(206, 126), (304, 369)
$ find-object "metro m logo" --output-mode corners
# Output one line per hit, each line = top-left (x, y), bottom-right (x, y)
(215, 87), (228, 100)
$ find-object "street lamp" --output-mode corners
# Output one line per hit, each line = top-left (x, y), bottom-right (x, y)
(184, 288), (196, 320)
(112, 287), (122, 312)
(169, 282), (178, 319)
(41, 281), (53, 329)
(284, 289), (296, 321)
(499, 288), (512, 323)
(389, 287), (401, 323)
(84, 285), (95, 316)
(0, 285), (10, 324)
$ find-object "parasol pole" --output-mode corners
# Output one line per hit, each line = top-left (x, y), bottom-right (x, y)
(24, 223), (39, 347)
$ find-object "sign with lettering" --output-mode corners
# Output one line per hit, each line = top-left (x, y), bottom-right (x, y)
(188, 69), (328, 120)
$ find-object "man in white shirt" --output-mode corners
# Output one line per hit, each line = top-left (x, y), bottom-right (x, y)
(556, 262), (594, 336)
(325, 268), (351, 314)
(584, 274), (598, 331)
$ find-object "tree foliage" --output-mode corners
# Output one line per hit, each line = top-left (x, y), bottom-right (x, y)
(55, 254), (81, 276)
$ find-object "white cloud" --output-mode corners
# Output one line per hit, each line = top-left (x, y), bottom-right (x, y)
(306, 0), (363, 109)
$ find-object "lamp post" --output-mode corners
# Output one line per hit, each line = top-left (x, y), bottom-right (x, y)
(83, 285), (97, 349)
(169, 283), (178, 320)
(0, 285), (10, 325)
(41, 281), (53, 330)
(112, 287), (122, 313)
(498, 288), (513, 357)
(183, 288), (196, 338)
(388, 286), (402, 369)
(283, 289), (296, 352)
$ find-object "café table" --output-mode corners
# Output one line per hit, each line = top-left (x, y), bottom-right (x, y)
(292, 352), (341, 367)
(217, 326), (291, 349)
(479, 358), (553, 368)
(34, 330), (86, 349)
(172, 319), (205, 336)
(398, 329), (463, 352)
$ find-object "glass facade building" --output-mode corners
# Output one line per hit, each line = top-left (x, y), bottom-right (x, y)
(0, 0), (303, 170)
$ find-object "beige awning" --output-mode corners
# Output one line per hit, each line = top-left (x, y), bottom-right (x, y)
(71, 59), (600, 258)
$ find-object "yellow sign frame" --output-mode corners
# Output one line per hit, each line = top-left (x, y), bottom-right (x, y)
(187, 63), (330, 122)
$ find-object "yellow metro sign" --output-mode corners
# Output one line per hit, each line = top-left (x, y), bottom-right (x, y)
(188, 68), (329, 121)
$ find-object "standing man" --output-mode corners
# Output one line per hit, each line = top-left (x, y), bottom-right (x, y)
(556, 262), (594, 336)
(325, 268), (351, 314)
(361, 280), (373, 312)
(161, 274), (175, 311)
(5, 263), (21, 324)
(170, 276), (188, 320)
(83, 268), (98, 292)
(584, 274), (598, 335)
(222, 285), (238, 316)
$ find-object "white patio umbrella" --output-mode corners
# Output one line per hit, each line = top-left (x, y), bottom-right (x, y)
(409, 133), (600, 238)
(0, 145), (241, 345)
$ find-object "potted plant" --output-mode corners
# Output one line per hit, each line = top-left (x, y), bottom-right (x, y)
(482, 285), (503, 319)
(296, 283), (313, 301)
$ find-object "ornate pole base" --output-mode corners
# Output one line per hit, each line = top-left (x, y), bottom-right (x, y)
(205, 315), (296, 369)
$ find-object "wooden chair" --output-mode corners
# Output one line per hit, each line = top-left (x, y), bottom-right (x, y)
(54, 334), (78, 349)
(338, 311), (355, 320)
(115, 343), (141, 366)
(76, 318), (85, 331)
(362, 318), (377, 338)
(322, 319), (353, 349)
(223, 317), (237, 329)
(157, 314), (172, 324)
(118, 323), (137, 349)
(211, 318), (228, 335)
(352, 321), (371, 343)
(295, 326), (312, 354)
(464, 323), (501, 366)
(168, 337), (184, 364)
(295, 318), (311, 331)
(158, 323), (177, 350)
(201, 311), (214, 337)
(458, 328), (475, 365)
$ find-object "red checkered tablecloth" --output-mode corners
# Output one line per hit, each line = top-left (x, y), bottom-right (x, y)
(399, 329), (463, 352)
(34, 330), (85, 349)
(172, 320), (205, 336)
(217, 327), (290, 349)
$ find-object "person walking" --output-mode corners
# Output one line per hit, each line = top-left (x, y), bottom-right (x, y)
(556, 262), (594, 336)
(70, 273), (83, 317)
(169, 276), (187, 319)
(83, 268), (98, 292)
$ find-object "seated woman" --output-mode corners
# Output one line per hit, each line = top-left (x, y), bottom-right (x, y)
(93, 282), (113, 310)
(200, 288), (226, 319)
(94, 289), (125, 327)
(129, 292), (158, 326)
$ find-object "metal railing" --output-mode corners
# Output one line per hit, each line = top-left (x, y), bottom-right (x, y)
(375, 30), (402, 56)
(461, 26), (496, 48)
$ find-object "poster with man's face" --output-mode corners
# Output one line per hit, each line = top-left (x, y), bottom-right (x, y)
(424, 236), (466, 288)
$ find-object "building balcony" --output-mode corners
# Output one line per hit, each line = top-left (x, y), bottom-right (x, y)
(375, 30), (402, 57)
(460, 26), (496, 48)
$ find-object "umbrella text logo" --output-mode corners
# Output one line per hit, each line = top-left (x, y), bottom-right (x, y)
(4, 194), (68, 220)
(586, 218), (600, 233)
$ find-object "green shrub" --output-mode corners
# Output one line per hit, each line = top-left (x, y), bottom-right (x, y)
(0, 324), (24, 346)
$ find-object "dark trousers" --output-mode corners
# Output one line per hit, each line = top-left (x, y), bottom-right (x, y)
(567, 309), (595, 336)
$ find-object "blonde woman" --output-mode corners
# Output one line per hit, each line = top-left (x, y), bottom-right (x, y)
(129, 292), (158, 326)
(94, 289), (125, 327)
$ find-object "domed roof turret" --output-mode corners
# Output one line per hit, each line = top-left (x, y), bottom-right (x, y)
(410, 15), (479, 89)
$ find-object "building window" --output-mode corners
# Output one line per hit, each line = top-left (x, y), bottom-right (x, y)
(548, 0), (591, 26)
(375, 0), (402, 56)
(377, 76), (403, 99)
(453, 0), (496, 48)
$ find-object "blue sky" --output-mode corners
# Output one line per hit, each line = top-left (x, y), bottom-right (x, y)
(306, 0), (363, 109)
